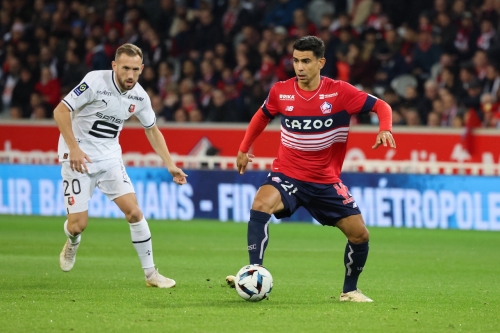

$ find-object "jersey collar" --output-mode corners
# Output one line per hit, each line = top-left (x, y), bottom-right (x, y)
(112, 72), (128, 95)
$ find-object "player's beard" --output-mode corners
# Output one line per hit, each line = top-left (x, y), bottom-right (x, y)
(118, 78), (137, 91)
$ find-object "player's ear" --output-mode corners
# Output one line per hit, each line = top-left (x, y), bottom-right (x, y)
(139, 64), (144, 74)
(318, 57), (326, 69)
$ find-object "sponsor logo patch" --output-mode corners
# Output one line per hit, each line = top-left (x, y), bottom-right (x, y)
(285, 106), (294, 112)
(272, 177), (282, 183)
(320, 101), (332, 114)
(279, 94), (295, 101)
(319, 92), (338, 99)
(73, 82), (89, 96)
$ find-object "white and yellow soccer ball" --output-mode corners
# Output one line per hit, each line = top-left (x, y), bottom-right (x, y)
(235, 264), (273, 302)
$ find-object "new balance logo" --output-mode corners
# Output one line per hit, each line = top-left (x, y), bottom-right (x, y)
(319, 92), (338, 99)
(279, 94), (295, 100)
(285, 106), (294, 112)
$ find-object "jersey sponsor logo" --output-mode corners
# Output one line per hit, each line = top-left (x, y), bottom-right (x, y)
(97, 90), (112, 96)
(96, 112), (124, 124)
(128, 104), (136, 113)
(73, 82), (89, 96)
(319, 92), (338, 99)
(279, 94), (295, 100)
(284, 117), (335, 130)
(320, 101), (332, 114)
(285, 106), (294, 112)
(272, 176), (282, 183)
(128, 95), (144, 101)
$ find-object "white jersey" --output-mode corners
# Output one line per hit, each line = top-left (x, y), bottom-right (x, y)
(58, 70), (156, 162)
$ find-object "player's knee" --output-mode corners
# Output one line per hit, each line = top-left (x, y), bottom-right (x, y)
(251, 198), (276, 214)
(67, 219), (87, 235)
(124, 206), (143, 223)
(349, 228), (370, 244)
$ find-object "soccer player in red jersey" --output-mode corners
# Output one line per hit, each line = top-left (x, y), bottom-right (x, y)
(226, 36), (396, 302)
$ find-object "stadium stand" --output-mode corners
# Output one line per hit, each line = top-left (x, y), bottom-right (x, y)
(0, 0), (499, 130)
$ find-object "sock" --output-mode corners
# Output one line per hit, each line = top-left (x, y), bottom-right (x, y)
(343, 241), (369, 293)
(64, 220), (81, 245)
(129, 218), (155, 274)
(247, 209), (271, 265)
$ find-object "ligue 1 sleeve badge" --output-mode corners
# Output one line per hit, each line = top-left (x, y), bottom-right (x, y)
(128, 104), (136, 113)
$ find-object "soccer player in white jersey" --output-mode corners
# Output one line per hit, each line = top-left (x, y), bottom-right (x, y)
(53, 44), (187, 288)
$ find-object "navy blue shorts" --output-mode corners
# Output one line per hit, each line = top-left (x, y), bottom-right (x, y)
(261, 172), (361, 226)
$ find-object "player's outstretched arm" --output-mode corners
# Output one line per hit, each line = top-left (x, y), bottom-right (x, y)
(236, 110), (270, 175)
(370, 99), (396, 150)
(144, 124), (187, 185)
(53, 102), (92, 173)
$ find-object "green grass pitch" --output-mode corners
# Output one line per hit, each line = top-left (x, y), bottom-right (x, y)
(0, 215), (499, 333)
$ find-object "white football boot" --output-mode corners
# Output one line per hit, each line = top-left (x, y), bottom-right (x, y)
(340, 289), (374, 302)
(59, 239), (80, 272)
(145, 269), (176, 288)
(225, 275), (236, 288)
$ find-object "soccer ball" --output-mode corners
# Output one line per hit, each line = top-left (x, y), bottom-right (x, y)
(235, 264), (273, 302)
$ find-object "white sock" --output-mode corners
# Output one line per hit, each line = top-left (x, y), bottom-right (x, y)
(64, 220), (81, 245)
(129, 218), (155, 275)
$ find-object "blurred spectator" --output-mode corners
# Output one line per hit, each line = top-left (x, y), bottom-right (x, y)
(60, 50), (88, 94)
(418, 79), (439, 124)
(288, 9), (316, 37)
(412, 28), (443, 82)
(263, 0), (303, 28)
(11, 67), (35, 118)
(35, 67), (61, 110)
(427, 111), (441, 126)
(172, 108), (188, 122)
(374, 45), (408, 89)
(85, 37), (109, 70)
(206, 89), (241, 122)
(194, 9), (224, 55)
(188, 108), (204, 122)
(307, 0), (335, 28)
(454, 11), (479, 62)
(404, 107), (421, 126)
(482, 62), (500, 95)
(1, 56), (21, 112)
(350, 0), (373, 28)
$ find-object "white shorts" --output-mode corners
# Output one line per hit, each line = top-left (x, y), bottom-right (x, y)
(61, 158), (135, 214)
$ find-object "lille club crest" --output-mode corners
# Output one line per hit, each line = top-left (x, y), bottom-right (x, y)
(320, 101), (332, 114)
(128, 104), (136, 113)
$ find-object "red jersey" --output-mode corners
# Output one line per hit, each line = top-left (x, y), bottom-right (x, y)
(262, 77), (378, 184)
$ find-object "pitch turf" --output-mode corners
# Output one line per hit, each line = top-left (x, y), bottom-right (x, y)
(0, 215), (498, 333)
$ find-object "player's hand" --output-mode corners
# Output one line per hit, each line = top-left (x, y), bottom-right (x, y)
(69, 147), (92, 173)
(372, 130), (396, 149)
(168, 166), (188, 185)
(236, 151), (254, 175)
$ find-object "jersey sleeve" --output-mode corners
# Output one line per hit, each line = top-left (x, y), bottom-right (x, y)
(338, 81), (378, 115)
(134, 95), (156, 129)
(261, 84), (280, 119)
(62, 76), (96, 112)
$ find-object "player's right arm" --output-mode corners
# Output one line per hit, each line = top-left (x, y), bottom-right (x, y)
(237, 85), (279, 174)
(53, 102), (92, 173)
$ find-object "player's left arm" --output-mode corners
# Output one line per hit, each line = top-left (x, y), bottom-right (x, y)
(339, 81), (396, 150)
(370, 99), (396, 149)
(144, 124), (187, 185)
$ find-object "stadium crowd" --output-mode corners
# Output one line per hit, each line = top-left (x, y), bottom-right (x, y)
(1, 0), (500, 128)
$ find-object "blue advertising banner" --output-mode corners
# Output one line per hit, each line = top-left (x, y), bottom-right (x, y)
(0, 165), (499, 230)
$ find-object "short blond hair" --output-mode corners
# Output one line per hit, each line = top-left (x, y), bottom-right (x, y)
(115, 43), (143, 61)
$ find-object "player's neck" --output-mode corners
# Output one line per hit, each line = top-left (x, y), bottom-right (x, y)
(297, 76), (321, 91)
(113, 73), (127, 93)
